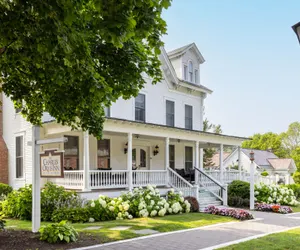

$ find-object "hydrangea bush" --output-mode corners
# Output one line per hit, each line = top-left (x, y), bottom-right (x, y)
(255, 183), (298, 206)
(204, 205), (254, 220)
(254, 202), (293, 214)
(88, 185), (191, 222)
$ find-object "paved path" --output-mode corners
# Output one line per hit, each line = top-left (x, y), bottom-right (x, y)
(76, 211), (300, 250)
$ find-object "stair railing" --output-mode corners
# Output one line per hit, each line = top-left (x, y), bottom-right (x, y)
(194, 167), (227, 205)
(167, 167), (197, 198)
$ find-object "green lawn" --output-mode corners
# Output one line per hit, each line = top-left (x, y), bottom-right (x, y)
(219, 227), (300, 250)
(6, 213), (235, 243)
(291, 205), (300, 213)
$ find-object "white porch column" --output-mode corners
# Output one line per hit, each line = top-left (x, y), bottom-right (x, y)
(165, 137), (170, 185)
(83, 131), (90, 191)
(195, 141), (199, 184)
(200, 148), (204, 171)
(220, 144), (224, 184)
(285, 174), (290, 185)
(238, 146), (242, 180)
(127, 133), (133, 191)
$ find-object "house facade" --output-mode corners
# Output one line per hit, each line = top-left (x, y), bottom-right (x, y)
(0, 43), (247, 206)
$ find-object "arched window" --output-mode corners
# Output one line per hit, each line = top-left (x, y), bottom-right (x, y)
(188, 61), (193, 82)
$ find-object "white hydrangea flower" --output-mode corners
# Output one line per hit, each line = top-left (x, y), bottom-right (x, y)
(128, 215), (133, 219)
(150, 210), (157, 217)
(90, 200), (95, 207)
(89, 217), (95, 223)
(158, 208), (166, 217)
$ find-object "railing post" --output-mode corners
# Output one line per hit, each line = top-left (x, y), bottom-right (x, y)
(238, 146), (242, 180)
(83, 130), (90, 191)
(194, 185), (199, 203)
(219, 144), (224, 184)
(165, 137), (170, 186)
(127, 133), (133, 191)
(223, 184), (228, 206)
(195, 141), (199, 185)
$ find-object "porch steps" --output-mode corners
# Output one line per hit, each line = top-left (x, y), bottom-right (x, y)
(198, 188), (222, 211)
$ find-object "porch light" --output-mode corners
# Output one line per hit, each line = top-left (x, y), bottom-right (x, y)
(292, 22), (300, 45)
(249, 151), (254, 162)
(153, 145), (159, 156)
(124, 142), (128, 154)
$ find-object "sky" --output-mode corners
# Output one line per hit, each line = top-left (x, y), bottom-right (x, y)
(162, 0), (300, 137)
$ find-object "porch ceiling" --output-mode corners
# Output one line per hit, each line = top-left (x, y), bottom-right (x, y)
(42, 118), (248, 146)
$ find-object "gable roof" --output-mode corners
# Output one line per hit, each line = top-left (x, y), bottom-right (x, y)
(167, 43), (205, 64)
(241, 148), (278, 166)
(267, 158), (297, 171)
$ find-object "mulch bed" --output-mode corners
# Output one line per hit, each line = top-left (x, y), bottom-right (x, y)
(0, 230), (102, 250)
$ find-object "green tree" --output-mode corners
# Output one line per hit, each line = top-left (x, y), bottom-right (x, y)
(0, 0), (171, 138)
(203, 118), (222, 167)
(242, 132), (287, 158)
(281, 122), (300, 156)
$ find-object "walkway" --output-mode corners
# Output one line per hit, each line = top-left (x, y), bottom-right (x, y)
(75, 211), (300, 250)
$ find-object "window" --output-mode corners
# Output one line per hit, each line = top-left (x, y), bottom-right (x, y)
(185, 105), (193, 130)
(166, 100), (175, 127)
(15, 136), (23, 178)
(97, 139), (110, 169)
(188, 61), (193, 82)
(185, 146), (193, 172)
(104, 107), (110, 117)
(194, 69), (198, 84)
(183, 65), (188, 80)
(135, 93), (145, 122)
(64, 136), (79, 170)
(169, 145), (175, 169)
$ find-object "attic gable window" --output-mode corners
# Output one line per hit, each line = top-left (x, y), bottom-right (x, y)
(188, 61), (193, 82)
(183, 65), (188, 80)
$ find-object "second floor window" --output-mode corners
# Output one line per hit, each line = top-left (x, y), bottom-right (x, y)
(185, 105), (193, 130)
(188, 61), (193, 82)
(16, 136), (23, 178)
(166, 100), (175, 127)
(135, 93), (145, 122)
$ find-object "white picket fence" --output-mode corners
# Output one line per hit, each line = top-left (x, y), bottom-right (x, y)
(205, 170), (277, 185)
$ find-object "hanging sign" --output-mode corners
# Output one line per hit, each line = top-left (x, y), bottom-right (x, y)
(40, 149), (64, 178)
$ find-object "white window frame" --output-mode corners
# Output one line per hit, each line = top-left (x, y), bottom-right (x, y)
(15, 133), (25, 179)
(188, 61), (193, 82)
(183, 64), (188, 80)
(166, 99), (175, 127)
(184, 104), (193, 130)
(135, 93), (146, 122)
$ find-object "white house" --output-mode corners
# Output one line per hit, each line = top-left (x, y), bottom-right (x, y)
(0, 43), (247, 207)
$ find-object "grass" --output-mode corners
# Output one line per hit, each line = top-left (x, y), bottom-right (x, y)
(6, 213), (235, 243)
(291, 205), (300, 213)
(219, 227), (300, 250)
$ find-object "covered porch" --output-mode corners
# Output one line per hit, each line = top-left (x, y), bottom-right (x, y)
(41, 118), (246, 192)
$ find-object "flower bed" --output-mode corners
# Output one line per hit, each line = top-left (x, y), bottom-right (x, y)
(87, 185), (191, 222)
(204, 206), (254, 220)
(255, 183), (298, 206)
(254, 202), (293, 214)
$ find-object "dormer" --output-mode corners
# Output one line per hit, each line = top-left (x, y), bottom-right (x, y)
(167, 43), (205, 85)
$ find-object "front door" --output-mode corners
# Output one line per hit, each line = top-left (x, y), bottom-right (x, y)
(132, 147), (148, 170)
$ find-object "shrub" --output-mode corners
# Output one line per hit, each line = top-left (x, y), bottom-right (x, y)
(204, 205), (253, 220)
(2, 185), (32, 220)
(254, 203), (293, 214)
(0, 183), (13, 200)
(39, 220), (78, 243)
(255, 183), (298, 206)
(228, 196), (250, 208)
(293, 171), (300, 184)
(1, 182), (84, 221)
(41, 182), (84, 221)
(261, 171), (269, 177)
(51, 207), (91, 223)
(228, 180), (250, 199)
(184, 196), (199, 212)
(285, 184), (300, 200)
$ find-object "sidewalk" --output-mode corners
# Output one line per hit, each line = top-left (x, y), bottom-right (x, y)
(74, 211), (300, 250)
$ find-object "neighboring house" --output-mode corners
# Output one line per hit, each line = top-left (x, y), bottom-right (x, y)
(0, 43), (247, 206)
(207, 152), (231, 170)
(222, 148), (296, 184)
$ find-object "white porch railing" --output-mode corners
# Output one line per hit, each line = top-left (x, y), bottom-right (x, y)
(133, 170), (167, 187)
(167, 167), (196, 197)
(89, 170), (128, 189)
(50, 170), (84, 189)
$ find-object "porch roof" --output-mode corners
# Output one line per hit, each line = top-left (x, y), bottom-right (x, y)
(43, 117), (249, 147)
